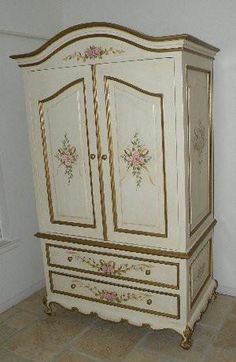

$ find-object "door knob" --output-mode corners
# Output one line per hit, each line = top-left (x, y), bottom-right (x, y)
(90, 154), (96, 160)
(101, 154), (107, 160)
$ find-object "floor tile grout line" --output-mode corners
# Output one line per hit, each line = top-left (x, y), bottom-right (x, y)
(0, 313), (41, 348)
(0, 345), (33, 362)
(122, 330), (153, 362)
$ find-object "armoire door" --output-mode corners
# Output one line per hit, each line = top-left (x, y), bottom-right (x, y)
(25, 66), (104, 239)
(95, 58), (179, 248)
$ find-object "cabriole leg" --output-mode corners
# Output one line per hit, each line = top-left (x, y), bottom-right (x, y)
(42, 295), (53, 316)
(180, 326), (193, 350)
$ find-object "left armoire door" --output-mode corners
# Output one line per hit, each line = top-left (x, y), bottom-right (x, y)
(24, 66), (104, 239)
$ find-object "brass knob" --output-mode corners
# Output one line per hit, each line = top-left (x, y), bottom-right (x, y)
(101, 154), (107, 160)
(71, 284), (76, 289)
(147, 299), (152, 305)
(145, 270), (151, 276)
(67, 256), (73, 262)
(90, 154), (96, 160)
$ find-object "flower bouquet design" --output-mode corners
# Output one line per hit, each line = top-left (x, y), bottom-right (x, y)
(121, 132), (154, 189)
(64, 45), (124, 62)
(54, 133), (79, 184)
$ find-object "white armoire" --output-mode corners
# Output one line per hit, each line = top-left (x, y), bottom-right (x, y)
(11, 23), (219, 349)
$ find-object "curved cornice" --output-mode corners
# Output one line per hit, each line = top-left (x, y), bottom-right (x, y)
(10, 22), (219, 62)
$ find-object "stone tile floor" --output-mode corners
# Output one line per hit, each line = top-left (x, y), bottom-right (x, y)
(0, 289), (235, 361)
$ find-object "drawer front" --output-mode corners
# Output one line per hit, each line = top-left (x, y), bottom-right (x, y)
(49, 270), (180, 319)
(189, 239), (212, 307)
(46, 243), (179, 289)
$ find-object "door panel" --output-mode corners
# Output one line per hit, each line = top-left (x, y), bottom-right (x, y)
(26, 67), (103, 238)
(186, 67), (212, 236)
(96, 58), (178, 248)
(104, 77), (167, 236)
(39, 79), (95, 227)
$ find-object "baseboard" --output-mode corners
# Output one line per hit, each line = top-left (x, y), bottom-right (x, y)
(0, 279), (45, 314)
(218, 284), (236, 297)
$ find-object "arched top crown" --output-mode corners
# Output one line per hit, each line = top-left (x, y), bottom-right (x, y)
(10, 22), (219, 68)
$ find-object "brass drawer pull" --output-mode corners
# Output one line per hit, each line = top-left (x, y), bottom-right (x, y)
(101, 154), (107, 160)
(90, 154), (96, 160)
(145, 270), (151, 275)
(147, 299), (152, 305)
(67, 256), (73, 262)
(71, 283), (76, 289)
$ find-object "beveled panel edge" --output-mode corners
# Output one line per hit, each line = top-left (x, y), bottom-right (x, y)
(49, 269), (180, 319)
(189, 238), (212, 308)
(38, 78), (96, 229)
(45, 242), (179, 289)
(36, 218), (216, 259)
(10, 22), (219, 61)
(186, 66), (213, 237)
(104, 76), (167, 238)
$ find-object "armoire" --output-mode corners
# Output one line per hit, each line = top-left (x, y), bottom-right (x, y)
(11, 23), (219, 349)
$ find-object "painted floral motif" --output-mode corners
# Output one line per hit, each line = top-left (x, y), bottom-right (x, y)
(121, 132), (153, 189)
(54, 133), (79, 184)
(64, 46), (124, 62)
(193, 120), (206, 166)
(68, 252), (154, 277)
(194, 262), (206, 283)
(72, 280), (150, 304)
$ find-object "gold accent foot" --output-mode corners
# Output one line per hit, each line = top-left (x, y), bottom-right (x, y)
(42, 296), (53, 315)
(210, 279), (218, 302)
(180, 326), (193, 350)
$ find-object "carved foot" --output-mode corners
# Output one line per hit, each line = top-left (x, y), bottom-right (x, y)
(180, 326), (193, 350)
(42, 296), (53, 315)
(210, 280), (218, 302)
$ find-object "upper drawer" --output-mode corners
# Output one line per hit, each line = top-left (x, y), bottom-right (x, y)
(46, 243), (179, 289)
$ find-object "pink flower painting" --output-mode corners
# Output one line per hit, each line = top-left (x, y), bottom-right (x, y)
(102, 291), (118, 302)
(101, 263), (115, 275)
(54, 133), (79, 184)
(121, 132), (152, 189)
(64, 45), (124, 62)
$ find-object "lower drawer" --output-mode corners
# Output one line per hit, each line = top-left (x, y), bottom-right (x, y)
(49, 270), (180, 320)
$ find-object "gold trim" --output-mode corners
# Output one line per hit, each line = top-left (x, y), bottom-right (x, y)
(42, 295), (53, 315)
(45, 243), (179, 289)
(49, 270), (180, 320)
(104, 76), (168, 237)
(91, 65), (107, 240)
(36, 218), (216, 259)
(38, 78), (96, 228)
(186, 66), (213, 236)
(180, 326), (193, 350)
(10, 22), (219, 61)
(189, 239), (212, 308)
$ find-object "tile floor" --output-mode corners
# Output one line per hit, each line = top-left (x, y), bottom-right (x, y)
(0, 289), (235, 361)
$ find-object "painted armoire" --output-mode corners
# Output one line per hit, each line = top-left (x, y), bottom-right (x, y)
(11, 23), (219, 349)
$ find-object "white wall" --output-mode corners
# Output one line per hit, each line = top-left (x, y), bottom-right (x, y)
(0, 1), (63, 312)
(0, 0), (62, 37)
(61, 0), (236, 296)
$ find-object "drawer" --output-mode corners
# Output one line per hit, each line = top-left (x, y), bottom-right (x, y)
(49, 270), (180, 319)
(46, 243), (179, 289)
(189, 239), (212, 307)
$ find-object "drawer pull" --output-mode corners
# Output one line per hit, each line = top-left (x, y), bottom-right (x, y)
(71, 283), (76, 289)
(67, 256), (73, 262)
(101, 154), (107, 160)
(147, 299), (152, 305)
(90, 154), (96, 160)
(145, 269), (151, 275)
